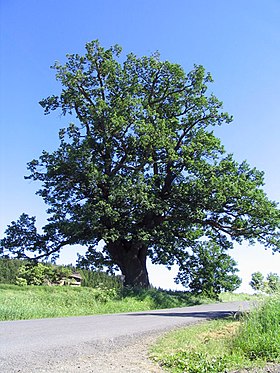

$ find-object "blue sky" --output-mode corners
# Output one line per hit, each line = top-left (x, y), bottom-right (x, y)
(0, 0), (279, 292)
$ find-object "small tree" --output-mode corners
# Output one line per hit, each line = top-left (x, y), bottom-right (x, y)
(266, 272), (280, 293)
(249, 271), (264, 292)
(175, 241), (241, 299)
(16, 262), (72, 285)
(16, 262), (46, 285)
(250, 272), (280, 294)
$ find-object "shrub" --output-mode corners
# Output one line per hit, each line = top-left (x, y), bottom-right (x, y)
(15, 262), (73, 286)
(249, 272), (264, 292)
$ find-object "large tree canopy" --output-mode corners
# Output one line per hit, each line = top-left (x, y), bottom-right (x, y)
(1, 41), (280, 287)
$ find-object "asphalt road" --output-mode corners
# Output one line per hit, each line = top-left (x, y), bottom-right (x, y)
(0, 301), (252, 372)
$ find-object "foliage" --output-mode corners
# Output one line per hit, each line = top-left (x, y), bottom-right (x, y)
(152, 295), (280, 372)
(249, 271), (265, 292)
(16, 263), (45, 285)
(78, 267), (123, 290)
(249, 271), (280, 293)
(1, 40), (280, 288)
(266, 273), (280, 293)
(175, 241), (241, 299)
(16, 262), (46, 285)
(15, 262), (72, 286)
(0, 257), (24, 284)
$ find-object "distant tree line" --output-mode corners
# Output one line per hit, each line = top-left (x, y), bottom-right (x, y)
(0, 256), (240, 298)
(0, 258), (122, 289)
(0, 258), (23, 284)
(250, 271), (280, 294)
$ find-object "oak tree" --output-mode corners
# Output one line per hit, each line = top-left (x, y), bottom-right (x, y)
(1, 41), (280, 287)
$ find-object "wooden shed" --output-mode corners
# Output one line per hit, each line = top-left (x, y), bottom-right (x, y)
(68, 272), (83, 286)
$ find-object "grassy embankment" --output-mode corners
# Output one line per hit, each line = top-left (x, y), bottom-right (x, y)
(0, 283), (254, 322)
(0, 283), (220, 321)
(0, 257), (253, 321)
(151, 294), (280, 373)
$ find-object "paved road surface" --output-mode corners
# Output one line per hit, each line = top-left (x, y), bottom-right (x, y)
(0, 301), (252, 372)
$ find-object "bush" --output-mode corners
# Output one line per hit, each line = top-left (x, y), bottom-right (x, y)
(266, 273), (280, 294)
(90, 286), (118, 302)
(15, 262), (73, 286)
(176, 241), (241, 300)
(249, 272), (264, 292)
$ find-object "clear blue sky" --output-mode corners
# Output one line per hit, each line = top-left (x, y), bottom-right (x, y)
(0, 0), (279, 292)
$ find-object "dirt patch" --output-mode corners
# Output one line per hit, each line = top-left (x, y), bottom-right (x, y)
(200, 321), (240, 342)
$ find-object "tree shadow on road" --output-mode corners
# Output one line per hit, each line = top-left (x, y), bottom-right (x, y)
(126, 311), (236, 319)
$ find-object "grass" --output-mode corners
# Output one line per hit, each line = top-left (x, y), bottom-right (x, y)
(218, 291), (258, 303)
(151, 318), (246, 373)
(2, 281), (277, 373)
(151, 293), (280, 372)
(0, 284), (215, 321)
(3, 283), (273, 373)
(233, 295), (280, 362)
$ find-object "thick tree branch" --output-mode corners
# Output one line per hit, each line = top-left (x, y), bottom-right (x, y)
(94, 61), (106, 102)
(74, 102), (91, 136)
(18, 238), (75, 261)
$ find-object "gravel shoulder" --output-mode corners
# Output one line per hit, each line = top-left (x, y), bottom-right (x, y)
(39, 332), (165, 373)
(230, 364), (280, 373)
(2, 331), (165, 373)
(10, 330), (280, 373)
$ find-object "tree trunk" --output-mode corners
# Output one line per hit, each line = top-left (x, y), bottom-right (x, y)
(107, 240), (150, 288)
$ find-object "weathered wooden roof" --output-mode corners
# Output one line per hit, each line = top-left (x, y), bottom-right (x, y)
(69, 272), (83, 280)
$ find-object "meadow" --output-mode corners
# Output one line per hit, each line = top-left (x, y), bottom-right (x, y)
(0, 283), (214, 321)
(0, 258), (245, 321)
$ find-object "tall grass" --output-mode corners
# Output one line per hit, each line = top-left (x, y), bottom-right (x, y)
(218, 291), (257, 303)
(0, 284), (116, 320)
(151, 318), (242, 373)
(151, 294), (280, 372)
(233, 294), (280, 362)
(0, 284), (209, 321)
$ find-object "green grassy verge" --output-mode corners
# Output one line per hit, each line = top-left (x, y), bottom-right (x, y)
(0, 284), (214, 321)
(218, 291), (257, 303)
(233, 295), (280, 362)
(151, 294), (280, 373)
